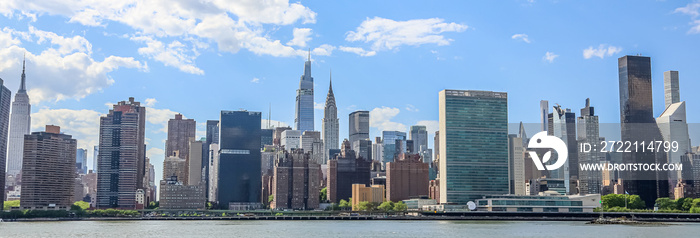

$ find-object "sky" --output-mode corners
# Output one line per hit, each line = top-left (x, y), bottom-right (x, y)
(1, 0), (699, 186)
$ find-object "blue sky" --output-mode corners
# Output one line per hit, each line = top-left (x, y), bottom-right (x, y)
(1, 0), (699, 185)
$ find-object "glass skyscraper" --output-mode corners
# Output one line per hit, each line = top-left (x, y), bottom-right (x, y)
(295, 52), (314, 132)
(618, 55), (669, 207)
(216, 110), (262, 209)
(439, 90), (509, 204)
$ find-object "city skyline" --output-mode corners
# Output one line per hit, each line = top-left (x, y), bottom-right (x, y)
(1, 0), (700, 191)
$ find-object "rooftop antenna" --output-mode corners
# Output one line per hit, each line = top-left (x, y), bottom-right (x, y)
(268, 103), (271, 129)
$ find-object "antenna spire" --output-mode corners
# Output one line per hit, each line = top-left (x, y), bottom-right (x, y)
(19, 53), (26, 93)
(308, 48), (311, 61)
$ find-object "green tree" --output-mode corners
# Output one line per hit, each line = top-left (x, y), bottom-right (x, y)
(320, 187), (327, 202)
(147, 201), (159, 209)
(393, 201), (407, 212)
(655, 198), (675, 210)
(681, 198), (694, 211)
(378, 201), (394, 212)
(3, 200), (20, 210)
(339, 199), (350, 209)
(74, 201), (90, 210)
(628, 195), (645, 209)
(268, 194), (274, 203)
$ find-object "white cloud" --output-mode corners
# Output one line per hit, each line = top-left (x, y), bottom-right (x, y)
(543, 51), (558, 63)
(582, 44), (622, 59)
(147, 147), (165, 160)
(675, 1), (700, 34)
(131, 35), (203, 75)
(405, 104), (419, 112)
(144, 98), (157, 107)
(31, 108), (102, 165)
(369, 107), (407, 132)
(287, 28), (312, 47)
(511, 33), (531, 43)
(0, 27), (147, 104)
(312, 44), (335, 56)
(146, 107), (180, 133)
(314, 101), (324, 110)
(251, 77), (260, 83)
(346, 17), (468, 51)
(338, 46), (376, 57)
(262, 119), (290, 129)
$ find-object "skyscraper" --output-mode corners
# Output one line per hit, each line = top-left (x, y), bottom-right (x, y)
(20, 125), (77, 210)
(327, 139), (372, 203)
(295, 51), (314, 132)
(165, 113), (196, 166)
(202, 120), (219, 197)
(0, 78), (13, 211)
(577, 99), (603, 195)
(540, 100), (548, 132)
(271, 149), (321, 210)
(322, 76), (339, 164)
(657, 71), (691, 188)
(96, 97), (146, 209)
(386, 153), (429, 202)
(349, 111), (370, 145)
(439, 90), (508, 204)
(547, 104), (577, 194)
(382, 131), (406, 164)
(216, 110), (262, 210)
(618, 55), (669, 207)
(92, 146), (99, 173)
(76, 148), (88, 174)
(409, 125), (428, 154)
(6, 57), (31, 177)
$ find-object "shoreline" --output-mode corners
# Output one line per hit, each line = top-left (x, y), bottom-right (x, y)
(4, 212), (700, 223)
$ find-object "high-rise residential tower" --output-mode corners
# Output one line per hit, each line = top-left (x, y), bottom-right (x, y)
(618, 55), (669, 207)
(577, 99), (603, 195)
(349, 111), (370, 145)
(7, 57), (31, 177)
(215, 110), (262, 210)
(439, 90), (508, 204)
(96, 97), (146, 209)
(0, 78), (13, 211)
(20, 125), (77, 210)
(295, 51), (314, 132)
(322, 76), (339, 164)
(165, 114), (196, 184)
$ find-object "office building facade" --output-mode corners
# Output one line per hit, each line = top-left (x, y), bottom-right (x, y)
(322, 78), (339, 164)
(295, 52), (314, 132)
(349, 111), (370, 145)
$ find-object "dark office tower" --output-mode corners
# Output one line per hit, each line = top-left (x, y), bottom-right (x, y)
(166, 113), (196, 160)
(0, 78), (11, 210)
(349, 111), (370, 145)
(216, 110), (262, 210)
(7, 57), (31, 177)
(261, 129), (274, 149)
(322, 76), (339, 164)
(618, 55), (669, 206)
(353, 139), (372, 162)
(271, 149), (321, 210)
(327, 139), (372, 203)
(20, 126), (77, 210)
(295, 51), (314, 132)
(547, 105), (578, 194)
(577, 99), (603, 195)
(97, 97), (146, 209)
(439, 90), (508, 204)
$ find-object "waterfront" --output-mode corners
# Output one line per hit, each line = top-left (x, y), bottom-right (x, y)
(1, 220), (699, 237)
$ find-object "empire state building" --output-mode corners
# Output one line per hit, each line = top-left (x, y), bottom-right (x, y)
(7, 57), (31, 176)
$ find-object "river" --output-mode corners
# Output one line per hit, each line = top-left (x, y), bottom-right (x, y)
(1, 220), (698, 237)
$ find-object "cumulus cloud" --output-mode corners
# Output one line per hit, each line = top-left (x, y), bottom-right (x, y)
(144, 98), (157, 107)
(369, 107), (407, 132)
(251, 77), (260, 83)
(511, 34), (531, 43)
(338, 46), (376, 57)
(131, 35), (203, 75)
(0, 0), (321, 74)
(314, 102), (324, 110)
(287, 28), (312, 47)
(405, 104), (419, 112)
(147, 147), (165, 160)
(346, 17), (468, 51)
(31, 108), (103, 165)
(675, 1), (700, 34)
(146, 107), (180, 133)
(312, 44), (335, 56)
(583, 44), (622, 59)
(262, 119), (290, 129)
(543, 51), (558, 63)
(415, 120), (439, 137)
(0, 27), (147, 104)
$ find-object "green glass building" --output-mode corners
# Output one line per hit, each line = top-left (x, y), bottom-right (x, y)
(439, 90), (509, 204)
